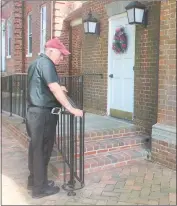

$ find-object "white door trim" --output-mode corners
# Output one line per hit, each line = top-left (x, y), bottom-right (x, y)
(70, 18), (82, 27)
(107, 12), (135, 116)
(107, 15), (113, 115)
(108, 12), (127, 21)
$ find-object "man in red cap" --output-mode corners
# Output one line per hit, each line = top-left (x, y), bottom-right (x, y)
(26, 38), (83, 198)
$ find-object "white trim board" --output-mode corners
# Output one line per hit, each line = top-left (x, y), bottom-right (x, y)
(70, 18), (82, 27)
(108, 12), (127, 21)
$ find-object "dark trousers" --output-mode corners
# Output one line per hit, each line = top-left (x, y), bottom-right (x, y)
(26, 106), (57, 192)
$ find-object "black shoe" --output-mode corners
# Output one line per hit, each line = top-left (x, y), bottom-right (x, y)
(32, 185), (60, 199)
(27, 180), (55, 190)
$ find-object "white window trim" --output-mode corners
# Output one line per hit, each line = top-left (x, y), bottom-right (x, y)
(27, 13), (32, 57)
(40, 5), (47, 53)
(26, 53), (32, 57)
(1, 20), (6, 71)
(7, 19), (12, 58)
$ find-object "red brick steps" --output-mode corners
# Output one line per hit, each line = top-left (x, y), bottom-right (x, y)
(52, 134), (149, 158)
(50, 146), (147, 178)
(83, 135), (149, 156)
(55, 125), (145, 143)
(49, 135), (149, 178)
(83, 126), (144, 142)
(84, 146), (147, 174)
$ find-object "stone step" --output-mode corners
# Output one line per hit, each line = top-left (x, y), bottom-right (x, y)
(49, 146), (148, 178)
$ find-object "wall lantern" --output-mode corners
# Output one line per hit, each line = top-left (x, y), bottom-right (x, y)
(125, 1), (148, 27)
(83, 10), (100, 35)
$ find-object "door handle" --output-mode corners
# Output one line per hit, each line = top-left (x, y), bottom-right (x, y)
(109, 74), (113, 78)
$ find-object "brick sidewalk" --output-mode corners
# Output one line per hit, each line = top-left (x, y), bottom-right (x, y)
(1, 125), (176, 205)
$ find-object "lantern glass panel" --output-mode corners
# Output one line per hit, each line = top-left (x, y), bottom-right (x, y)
(84, 22), (88, 33)
(88, 22), (96, 33)
(127, 8), (135, 23)
(135, 8), (144, 23)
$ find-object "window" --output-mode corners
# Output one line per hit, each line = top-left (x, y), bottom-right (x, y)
(27, 13), (32, 55)
(40, 5), (46, 53)
(1, 20), (6, 71)
(7, 19), (12, 57)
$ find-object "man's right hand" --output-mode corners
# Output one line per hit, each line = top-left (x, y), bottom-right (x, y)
(71, 108), (83, 117)
(48, 82), (84, 117)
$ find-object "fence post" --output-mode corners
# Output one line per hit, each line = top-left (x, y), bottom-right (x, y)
(67, 114), (76, 196)
(80, 113), (85, 186)
(1, 77), (3, 114)
(22, 75), (26, 123)
(81, 75), (84, 109)
(9, 75), (13, 117)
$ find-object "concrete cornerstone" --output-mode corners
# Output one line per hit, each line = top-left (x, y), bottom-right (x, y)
(151, 123), (176, 170)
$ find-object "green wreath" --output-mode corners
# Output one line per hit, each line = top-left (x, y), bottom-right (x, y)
(112, 27), (127, 54)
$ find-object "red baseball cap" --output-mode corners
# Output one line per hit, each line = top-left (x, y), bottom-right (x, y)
(45, 38), (71, 56)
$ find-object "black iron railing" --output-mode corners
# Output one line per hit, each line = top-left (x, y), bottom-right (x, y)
(55, 109), (85, 195)
(1, 73), (85, 196)
(1, 74), (84, 118)
(60, 75), (84, 110)
(1, 74), (27, 118)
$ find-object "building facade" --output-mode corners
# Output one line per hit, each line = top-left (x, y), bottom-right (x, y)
(1, 0), (82, 75)
(1, 0), (176, 169)
(64, 0), (176, 169)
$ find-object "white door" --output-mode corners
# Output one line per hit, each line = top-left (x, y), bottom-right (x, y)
(1, 21), (6, 72)
(108, 13), (135, 120)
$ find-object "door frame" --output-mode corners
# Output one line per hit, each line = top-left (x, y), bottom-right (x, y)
(107, 12), (136, 117)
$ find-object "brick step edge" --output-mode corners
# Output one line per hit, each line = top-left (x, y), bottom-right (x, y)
(51, 140), (149, 162)
(84, 136), (149, 156)
(49, 147), (148, 177)
(56, 125), (146, 143)
(53, 135), (150, 158)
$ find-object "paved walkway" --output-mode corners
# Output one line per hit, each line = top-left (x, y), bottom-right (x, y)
(1, 125), (176, 205)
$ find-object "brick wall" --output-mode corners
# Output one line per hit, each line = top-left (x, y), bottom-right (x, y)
(157, 0), (176, 127)
(63, 0), (114, 113)
(63, 1), (162, 118)
(52, 1), (83, 76)
(24, 0), (52, 71)
(70, 24), (83, 75)
(14, 0), (25, 73)
(66, 0), (161, 118)
(53, 1), (70, 76)
(2, 1), (82, 75)
(2, 0), (52, 73)
(151, 0), (176, 170)
(81, 0), (110, 113)
(134, 1), (161, 133)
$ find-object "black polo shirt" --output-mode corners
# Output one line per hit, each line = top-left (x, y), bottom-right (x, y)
(27, 53), (61, 108)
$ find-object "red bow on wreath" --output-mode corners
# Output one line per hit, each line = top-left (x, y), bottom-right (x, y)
(112, 27), (127, 54)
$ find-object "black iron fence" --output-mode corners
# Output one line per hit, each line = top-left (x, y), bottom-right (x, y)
(1, 73), (84, 118)
(56, 109), (85, 195)
(60, 75), (83, 110)
(1, 73), (85, 196)
(1, 74), (27, 118)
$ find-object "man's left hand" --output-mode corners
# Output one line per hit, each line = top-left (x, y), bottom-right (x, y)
(61, 86), (68, 93)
